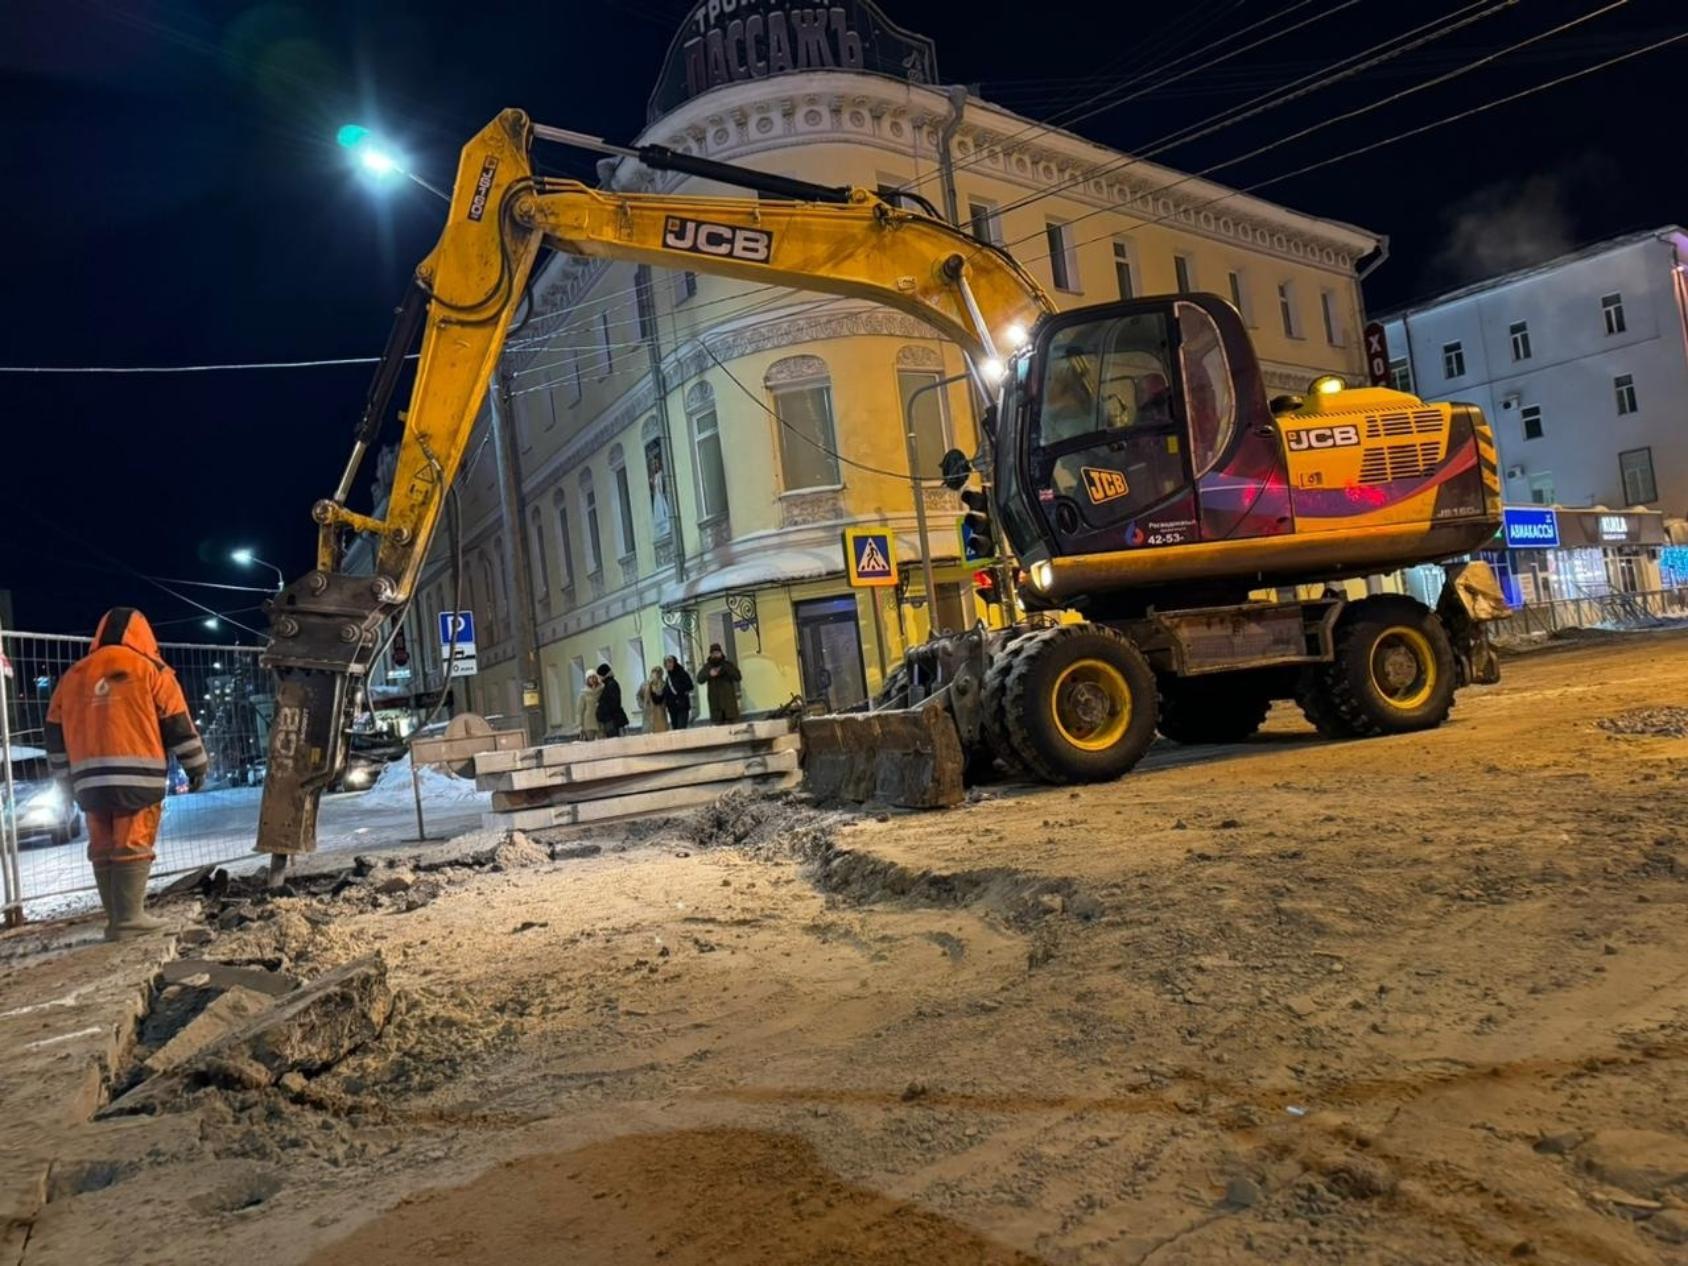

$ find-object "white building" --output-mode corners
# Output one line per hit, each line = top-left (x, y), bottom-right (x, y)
(1377, 227), (1688, 516)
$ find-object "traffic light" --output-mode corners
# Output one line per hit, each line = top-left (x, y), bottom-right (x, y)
(973, 569), (1001, 607)
(958, 488), (994, 564)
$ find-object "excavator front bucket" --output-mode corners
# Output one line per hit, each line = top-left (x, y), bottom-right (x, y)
(799, 695), (966, 808)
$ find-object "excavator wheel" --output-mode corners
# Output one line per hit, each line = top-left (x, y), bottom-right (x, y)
(1001, 624), (1158, 784)
(1298, 596), (1456, 739)
(980, 630), (1038, 779)
(1156, 674), (1272, 745)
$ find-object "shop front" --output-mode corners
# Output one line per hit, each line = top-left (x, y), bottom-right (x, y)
(1487, 506), (1668, 605)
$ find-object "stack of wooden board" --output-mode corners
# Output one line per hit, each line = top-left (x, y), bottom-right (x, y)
(474, 719), (801, 830)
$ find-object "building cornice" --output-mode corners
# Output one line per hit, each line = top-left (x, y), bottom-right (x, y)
(625, 71), (1380, 272)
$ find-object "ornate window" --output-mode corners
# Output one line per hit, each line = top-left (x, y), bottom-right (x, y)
(766, 355), (840, 491)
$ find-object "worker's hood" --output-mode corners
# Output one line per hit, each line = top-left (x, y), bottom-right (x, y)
(92, 607), (163, 661)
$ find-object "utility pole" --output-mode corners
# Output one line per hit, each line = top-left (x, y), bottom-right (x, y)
(487, 371), (544, 741)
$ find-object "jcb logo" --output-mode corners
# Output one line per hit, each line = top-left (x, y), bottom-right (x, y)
(1286, 424), (1361, 451)
(1081, 466), (1129, 504)
(662, 216), (774, 263)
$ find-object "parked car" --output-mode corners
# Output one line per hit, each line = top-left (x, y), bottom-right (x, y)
(4, 747), (82, 846)
(331, 729), (406, 792)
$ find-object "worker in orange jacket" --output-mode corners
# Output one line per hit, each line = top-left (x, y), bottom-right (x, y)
(44, 608), (208, 939)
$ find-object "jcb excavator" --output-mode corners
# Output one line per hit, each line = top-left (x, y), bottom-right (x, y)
(254, 108), (1506, 860)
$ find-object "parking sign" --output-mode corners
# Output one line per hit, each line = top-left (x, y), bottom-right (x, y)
(438, 610), (478, 677)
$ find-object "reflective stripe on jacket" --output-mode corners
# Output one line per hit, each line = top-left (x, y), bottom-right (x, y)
(45, 608), (207, 812)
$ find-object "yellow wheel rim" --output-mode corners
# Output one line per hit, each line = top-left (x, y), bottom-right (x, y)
(1369, 626), (1436, 710)
(1049, 658), (1133, 751)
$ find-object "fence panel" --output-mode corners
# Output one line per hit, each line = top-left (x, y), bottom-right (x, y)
(1, 631), (267, 917)
(1487, 587), (1688, 646)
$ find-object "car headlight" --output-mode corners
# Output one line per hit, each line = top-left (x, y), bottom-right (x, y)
(1030, 561), (1055, 591)
(343, 765), (374, 789)
(22, 786), (63, 821)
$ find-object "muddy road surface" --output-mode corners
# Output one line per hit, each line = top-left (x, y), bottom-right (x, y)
(20, 631), (1688, 1265)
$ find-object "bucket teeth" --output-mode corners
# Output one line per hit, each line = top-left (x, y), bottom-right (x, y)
(799, 699), (965, 808)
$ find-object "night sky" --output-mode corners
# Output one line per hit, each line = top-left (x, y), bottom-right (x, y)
(4, 0), (1682, 636)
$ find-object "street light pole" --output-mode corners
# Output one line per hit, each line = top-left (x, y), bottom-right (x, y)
(902, 371), (971, 640)
(230, 549), (285, 591)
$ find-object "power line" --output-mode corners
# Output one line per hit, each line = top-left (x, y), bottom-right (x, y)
(993, 0), (1521, 221)
(1021, 24), (1688, 269)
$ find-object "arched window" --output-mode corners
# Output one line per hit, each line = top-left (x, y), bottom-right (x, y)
(765, 355), (839, 491)
(528, 506), (550, 598)
(642, 415), (672, 541)
(607, 443), (636, 559)
(686, 380), (729, 522)
(579, 469), (604, 575)
(551, 490), (575, 592)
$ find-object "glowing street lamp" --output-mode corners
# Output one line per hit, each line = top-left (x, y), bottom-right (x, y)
(337, 124), (448, 201)
(230, 547), (286, 591)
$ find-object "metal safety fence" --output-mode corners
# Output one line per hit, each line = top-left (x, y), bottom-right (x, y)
(1, 629), (268, 920)
(1487, 586), (1688, 645)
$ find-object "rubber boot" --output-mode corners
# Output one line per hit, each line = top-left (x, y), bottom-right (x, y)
(105, 862), (167, 941)
(91, 863), (115, 924)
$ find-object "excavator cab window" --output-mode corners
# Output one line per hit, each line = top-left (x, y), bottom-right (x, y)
(1027, 309), (1188, 541)
(998, 295), (1283, 561)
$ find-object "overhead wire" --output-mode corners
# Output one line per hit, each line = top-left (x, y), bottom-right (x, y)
(992, 0), (1524, 220)
(1015, 21), (1688, 270)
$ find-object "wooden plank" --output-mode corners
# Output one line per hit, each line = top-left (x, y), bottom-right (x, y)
(478, 735), (801, 793)
(490, 749), (800, 810)
(482, 772), (801, 831)
(474, 719), (795, 775)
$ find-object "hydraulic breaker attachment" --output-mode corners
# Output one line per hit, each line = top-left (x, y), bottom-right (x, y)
(799, 697), (965, 808)
(1438, 559), (1508, 686)
(256, 572), (393, 856)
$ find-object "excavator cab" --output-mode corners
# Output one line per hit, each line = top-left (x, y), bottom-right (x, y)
(996, 294), (1289, 601)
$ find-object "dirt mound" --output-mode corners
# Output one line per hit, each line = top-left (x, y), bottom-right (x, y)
(1596, 706), (1688, 738)
(683, 791), (850, 862)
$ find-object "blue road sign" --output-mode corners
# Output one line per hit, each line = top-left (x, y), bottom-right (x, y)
(438, 610), (476, 646)
(1502, 506), (1559, 549)
(843, 528), (898, 587)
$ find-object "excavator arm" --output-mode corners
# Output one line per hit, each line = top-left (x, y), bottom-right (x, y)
(255, 108), (1052, 857)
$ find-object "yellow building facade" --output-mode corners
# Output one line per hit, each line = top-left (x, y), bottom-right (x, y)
(392, 13), (1381, 735)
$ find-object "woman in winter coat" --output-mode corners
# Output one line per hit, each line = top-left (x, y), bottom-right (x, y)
(663, 656), (695, 730)
(636, 667), (671, 734)
(576, 673), (602, 740)
(595, 663), (630, 739)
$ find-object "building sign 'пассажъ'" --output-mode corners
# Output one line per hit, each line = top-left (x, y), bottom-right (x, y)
(648, 0), (938, 123)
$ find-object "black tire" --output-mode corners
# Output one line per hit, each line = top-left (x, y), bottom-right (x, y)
(1156, 675), (1271, 745)
(1002, 624), (1159, 784)
(1299, 596), (1456, 738)
(981, 630), (1040, 778)
(876, 663), (911, 709)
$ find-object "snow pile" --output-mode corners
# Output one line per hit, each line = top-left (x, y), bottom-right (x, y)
(359, 755), (488, 808)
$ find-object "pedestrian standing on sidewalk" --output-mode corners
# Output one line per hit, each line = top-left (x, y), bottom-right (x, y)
(636, 666), (671, 734)
(703, 643), (743, 724)
(596, 663), (630, 738)
(576, 672), (602, 741)
(44, 607), (207, 941)
(663, 655), (694, 730)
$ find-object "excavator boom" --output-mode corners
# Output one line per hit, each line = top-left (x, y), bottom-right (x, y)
(255, 108), (1051, 856)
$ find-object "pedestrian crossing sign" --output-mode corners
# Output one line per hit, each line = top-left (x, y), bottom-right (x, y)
(842, 527), (898, 588)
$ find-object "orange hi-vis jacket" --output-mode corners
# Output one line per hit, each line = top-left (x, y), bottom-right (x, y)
(44, 608), (209, 812)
